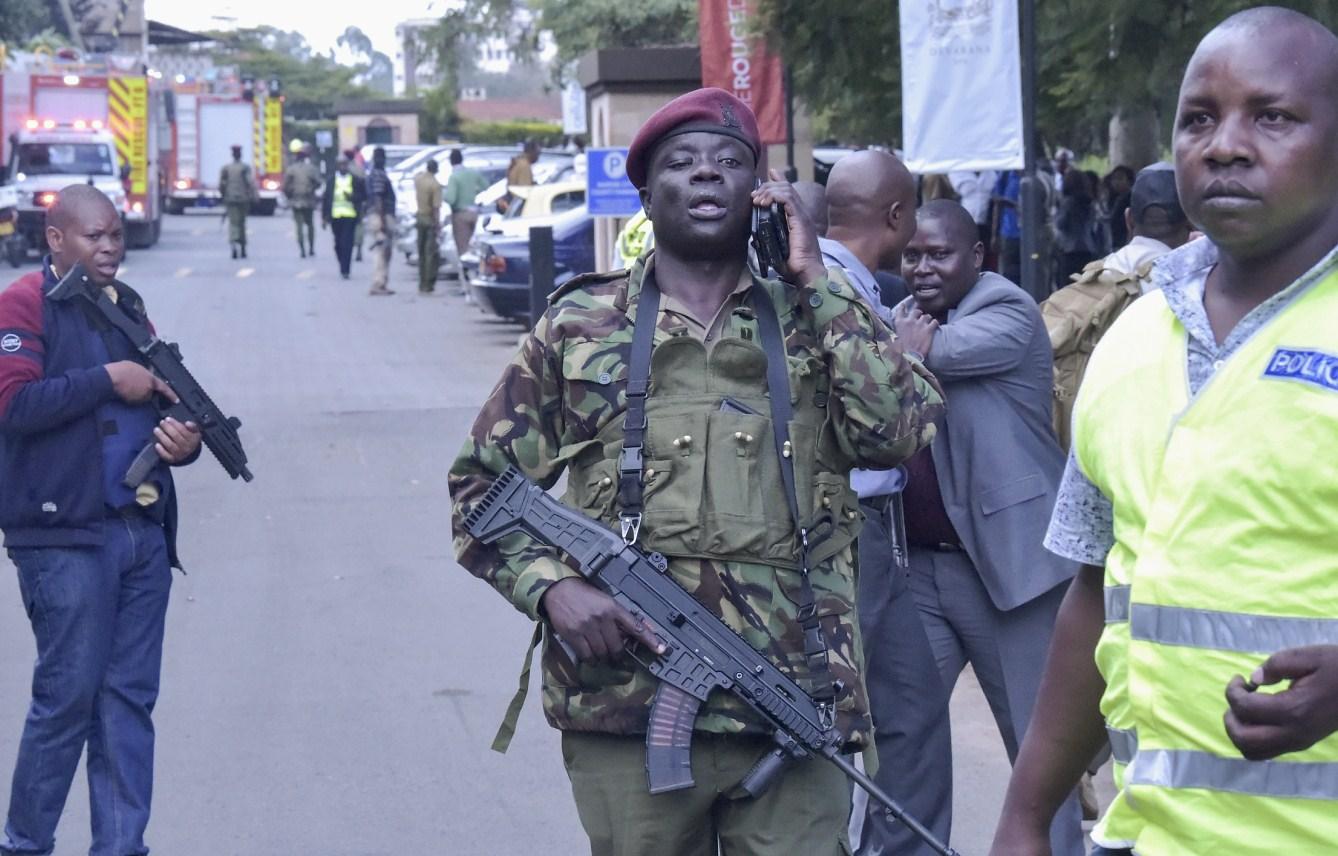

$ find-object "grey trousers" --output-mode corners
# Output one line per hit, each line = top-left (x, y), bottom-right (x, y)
(856, 523), (1084, 855)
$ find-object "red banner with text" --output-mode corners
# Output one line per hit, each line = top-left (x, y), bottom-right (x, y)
(698, 0), (786, 144)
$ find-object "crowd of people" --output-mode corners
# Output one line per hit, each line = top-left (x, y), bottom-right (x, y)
(450, 7), (1338, 856)
(918, 154), (1145, 302)
(0, 5), (1335, 856)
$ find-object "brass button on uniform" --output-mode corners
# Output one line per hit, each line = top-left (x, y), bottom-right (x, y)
(600, 476), (613, 487)
(645, 468), (656, 479)
(808, 293), (823, 308)
(827, 281), (841, 294)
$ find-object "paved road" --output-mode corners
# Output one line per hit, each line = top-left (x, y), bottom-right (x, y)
(0, 213), (1089, 855)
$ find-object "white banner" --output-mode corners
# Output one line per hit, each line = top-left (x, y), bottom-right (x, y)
(900, 0), (1025, 173)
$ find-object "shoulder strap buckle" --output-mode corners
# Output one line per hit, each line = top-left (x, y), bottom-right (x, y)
(619, 512), (643, 546)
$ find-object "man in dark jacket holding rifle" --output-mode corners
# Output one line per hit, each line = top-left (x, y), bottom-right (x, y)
(0, 185), (201, 856)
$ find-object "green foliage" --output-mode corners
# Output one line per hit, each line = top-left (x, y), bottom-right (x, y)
(757, 0), (901, 144)
(1037, 0), (1338, 150)
(532, 0), (698, 67)
(420, 83), (461, 143)
(760, 0), (1338, 152)
(337, 27), (394, 95)
(203, 27), (374, 121)
(460, 119), (563, 145)
(0, 0), (51, 49)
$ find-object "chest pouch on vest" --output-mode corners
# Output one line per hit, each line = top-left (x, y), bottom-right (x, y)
(614, 271), (840, 709)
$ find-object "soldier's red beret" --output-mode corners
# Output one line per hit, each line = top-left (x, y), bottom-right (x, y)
(625, 88), (761, 189)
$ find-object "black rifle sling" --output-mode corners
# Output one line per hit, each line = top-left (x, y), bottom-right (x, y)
(750, 283), (837, 709)
(616, 270), (661, 544)
(616, 272), (836, 709)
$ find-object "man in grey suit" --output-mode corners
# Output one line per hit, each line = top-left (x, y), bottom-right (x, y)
(857, 200), (1083, 855)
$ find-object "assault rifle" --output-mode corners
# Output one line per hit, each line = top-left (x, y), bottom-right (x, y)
(465, 466), (960, 856)
(49, 263), (253, 486)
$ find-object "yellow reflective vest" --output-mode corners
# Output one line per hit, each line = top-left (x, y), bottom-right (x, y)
(332, 174), (357, 220)
(1073, 264), (1338, 854)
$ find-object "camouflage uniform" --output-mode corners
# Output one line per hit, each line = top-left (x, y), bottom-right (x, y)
(450, 253), (944, 750)
(283, 159), (323, 257)
(219, 160), (257, 257)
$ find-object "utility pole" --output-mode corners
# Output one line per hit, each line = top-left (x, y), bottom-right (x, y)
(1018, 0), (1047, 302)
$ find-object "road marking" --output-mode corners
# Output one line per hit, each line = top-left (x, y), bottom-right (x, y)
(296, 270), (315, 280)
(174, 267), (192, 278)
(237, 268), (256, 278)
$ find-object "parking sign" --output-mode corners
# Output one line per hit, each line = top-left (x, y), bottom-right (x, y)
(586, 148), (643, 217)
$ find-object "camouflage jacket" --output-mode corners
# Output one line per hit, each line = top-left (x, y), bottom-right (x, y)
(449, 253), (945, 746)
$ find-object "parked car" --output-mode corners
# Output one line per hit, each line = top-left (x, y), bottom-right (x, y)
(358, 144), (433, 171)
(482, 179), (586, 236)
(468, 205), (595, 324)
(400, 156), (582, 277)
(390, 148), (513, 220)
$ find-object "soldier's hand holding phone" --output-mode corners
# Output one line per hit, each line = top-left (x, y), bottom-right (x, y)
(752, 169), (826, 287)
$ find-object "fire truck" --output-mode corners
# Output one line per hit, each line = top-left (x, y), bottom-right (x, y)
(0, 53), (171, 254)
(166, 76), (283, 216)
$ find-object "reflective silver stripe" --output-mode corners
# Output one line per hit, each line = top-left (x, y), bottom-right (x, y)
(1107, 726), (1138, 764)
(1104, 585), (1131, 624)
(1129, 749), (1338, 801)
(1130, 603), (1338, 654)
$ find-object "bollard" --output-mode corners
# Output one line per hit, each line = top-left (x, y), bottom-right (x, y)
(530, 225), (555, 329)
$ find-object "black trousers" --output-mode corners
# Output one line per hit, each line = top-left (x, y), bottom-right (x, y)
(331, 218), (357, 276)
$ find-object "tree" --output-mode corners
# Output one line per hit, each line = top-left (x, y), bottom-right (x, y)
(532, 0), (697, 68)
(1038, 0), (1338, 167)
(337, 26), (394, 95)
(0, 0), (54, 49)
(760, 0), (1338, 160)
(758, 0), (901, 144)
(204, 27), (374, 122)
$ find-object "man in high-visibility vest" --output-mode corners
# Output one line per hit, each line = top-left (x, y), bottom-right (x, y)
(991, 8), (1338, 855)
(321, 156), (366, 280)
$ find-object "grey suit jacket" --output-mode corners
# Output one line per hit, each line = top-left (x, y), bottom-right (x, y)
(896, 272), (1076, 611)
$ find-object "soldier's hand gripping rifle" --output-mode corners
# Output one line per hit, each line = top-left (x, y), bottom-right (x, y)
(49, 263), (253, 486)
(465, 466), (961, 856)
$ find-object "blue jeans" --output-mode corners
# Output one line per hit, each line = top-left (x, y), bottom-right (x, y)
(3, 515), (172, 856)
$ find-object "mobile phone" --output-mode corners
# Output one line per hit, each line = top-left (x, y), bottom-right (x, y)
(719, 396), (761, 416)
(752, 191), (790, 278)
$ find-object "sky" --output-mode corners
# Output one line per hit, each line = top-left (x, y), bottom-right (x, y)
(146, 0), (450, 64)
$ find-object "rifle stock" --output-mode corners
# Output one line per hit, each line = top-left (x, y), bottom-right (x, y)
(464, 466), (961, 856)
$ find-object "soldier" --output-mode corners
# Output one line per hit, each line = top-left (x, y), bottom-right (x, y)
(449, 88), (944, 856)
(219, 144), (258, 259)
(283, 145), (323, 259)
(414, 158), (443, 294)
(500, 139), (539, 213)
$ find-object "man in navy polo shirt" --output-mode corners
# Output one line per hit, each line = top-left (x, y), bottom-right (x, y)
(0, 185), (201, 856)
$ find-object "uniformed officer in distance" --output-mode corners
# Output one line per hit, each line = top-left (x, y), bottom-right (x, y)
(449, 88), (944, 856)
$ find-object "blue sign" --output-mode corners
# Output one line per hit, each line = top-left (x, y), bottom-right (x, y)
(586, 147), (643, 217)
